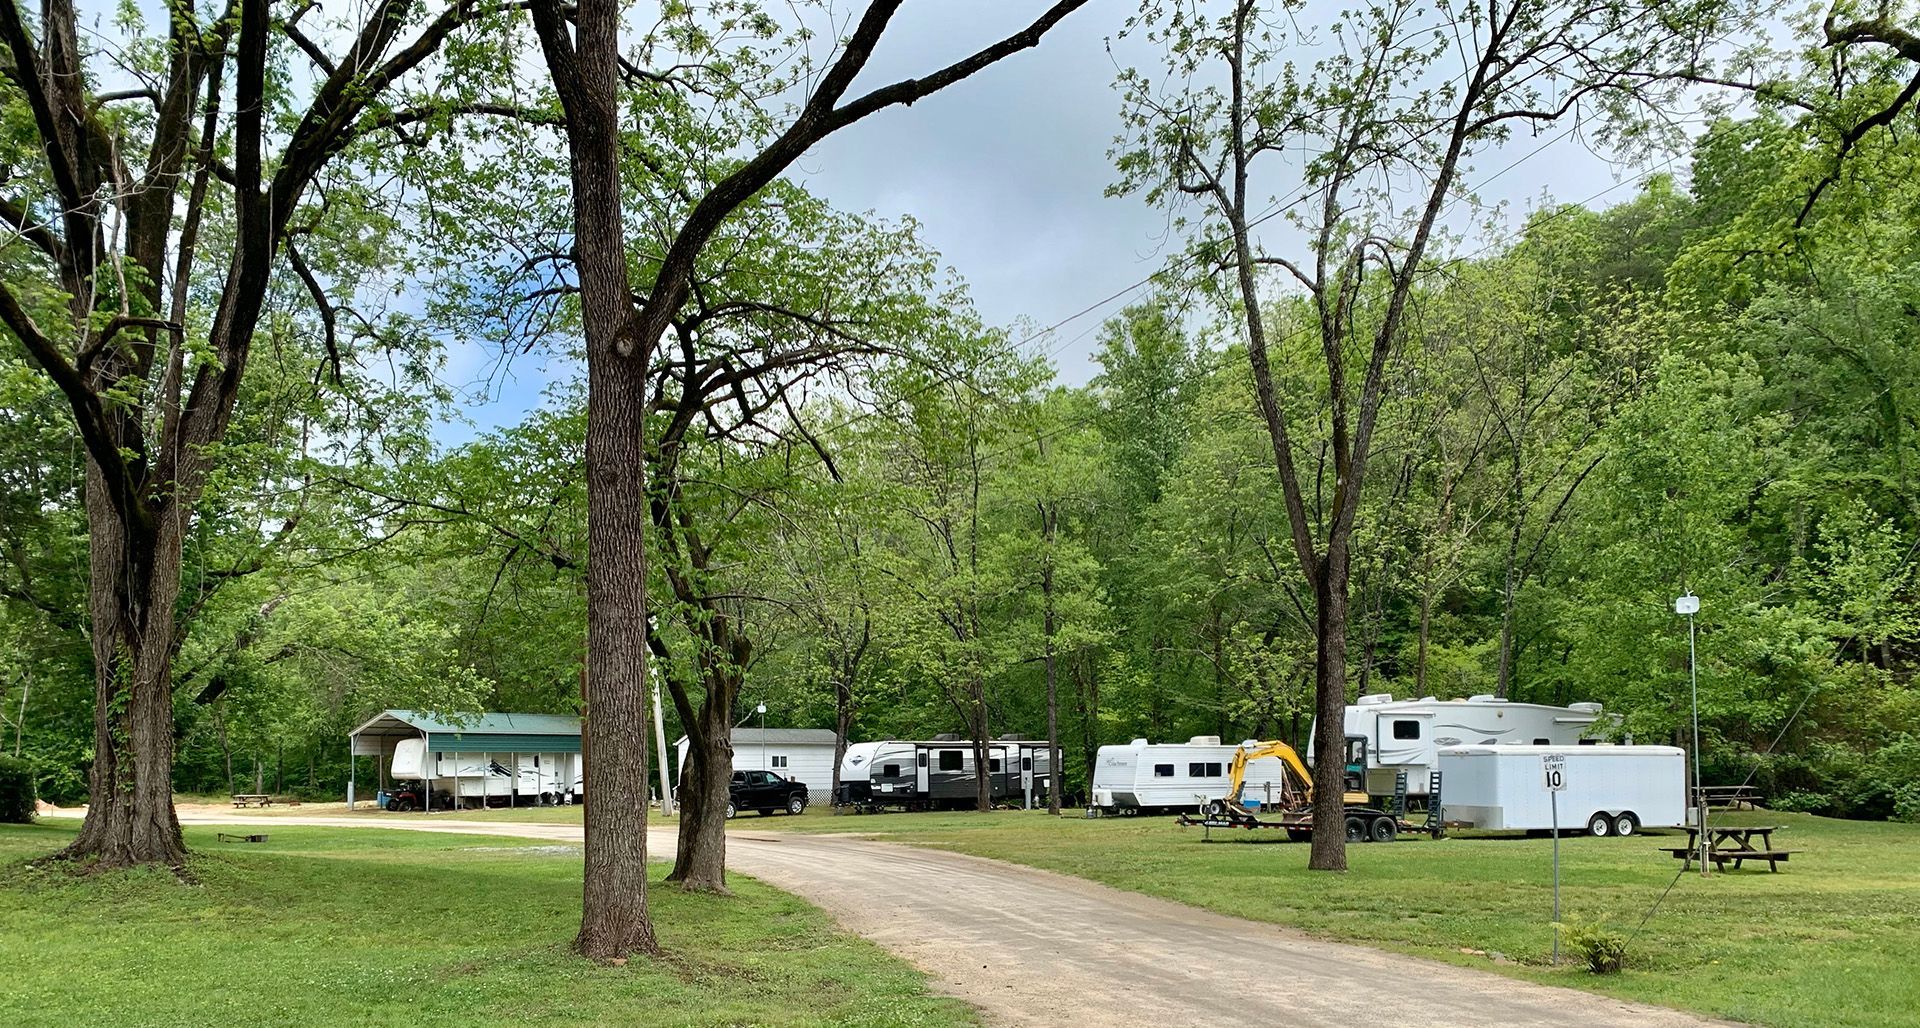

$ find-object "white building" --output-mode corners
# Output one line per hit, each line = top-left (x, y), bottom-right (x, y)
(675, 728), (839, 797)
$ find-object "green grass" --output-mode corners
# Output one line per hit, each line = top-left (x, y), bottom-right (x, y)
(739, 807), (1918, 1028)
(0, 821), (971, 1028)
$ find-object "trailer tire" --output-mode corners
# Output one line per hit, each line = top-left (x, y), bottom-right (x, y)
(1614, 812), (1638, 837)
(1370, 817), (1397, 843)
(1587, 812), (1612, 836)
(1286, 828), (1311, 843)
(1345, 815), (1366, 842)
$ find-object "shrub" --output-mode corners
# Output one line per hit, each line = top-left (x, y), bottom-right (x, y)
(1557, 918), (1627, 974)
(1772, 789), (1833, 815)
(0, 755), (34, 824)
(1893, 785), (1920, 825)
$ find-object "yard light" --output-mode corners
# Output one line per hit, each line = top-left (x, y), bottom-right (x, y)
(758, 704), (769, 772)
(1675, 592), (1707, 877)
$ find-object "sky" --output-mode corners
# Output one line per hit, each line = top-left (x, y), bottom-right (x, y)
(439, 1), (1689, 444)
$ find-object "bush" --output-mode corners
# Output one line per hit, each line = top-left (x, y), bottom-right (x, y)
(1772, 789), (1833, 815)
(1557, 918), (1627, 974)
(0, 755), (35, 824)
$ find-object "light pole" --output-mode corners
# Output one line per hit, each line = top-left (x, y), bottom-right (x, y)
(757, 703), (768, 772)
(1675, 592), (1707, 877)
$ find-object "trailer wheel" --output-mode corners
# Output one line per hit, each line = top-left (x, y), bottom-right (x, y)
(1613, 812), (1638, 837)
(1586, 812), (1612, 836)
(1370, 817), (1397, 843)
(1344, 815), (1366, 842)
(1286, 828), (1311, 843)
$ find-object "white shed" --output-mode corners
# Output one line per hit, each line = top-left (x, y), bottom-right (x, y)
(675, 728), (839, 798)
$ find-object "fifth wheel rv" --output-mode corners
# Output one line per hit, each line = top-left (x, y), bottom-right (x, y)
(1316, 693), (1615, 798)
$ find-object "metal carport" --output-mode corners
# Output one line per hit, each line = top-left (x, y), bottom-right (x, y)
(347, 710), (583, 811)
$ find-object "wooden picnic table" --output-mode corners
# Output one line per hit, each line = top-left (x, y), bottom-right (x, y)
(231, 793), (272, 808)
(1662, 824), (1797, 872)
(1692, 784), (1763, 810)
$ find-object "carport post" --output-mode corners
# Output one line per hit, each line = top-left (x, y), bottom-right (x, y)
(348, 738), (357, 810)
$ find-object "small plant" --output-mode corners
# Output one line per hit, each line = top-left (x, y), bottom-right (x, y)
(1555, 918), (1627, 974)
(0, 754), (34, 824)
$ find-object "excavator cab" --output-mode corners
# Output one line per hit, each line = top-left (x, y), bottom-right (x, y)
(1343, 736), (1368, 797)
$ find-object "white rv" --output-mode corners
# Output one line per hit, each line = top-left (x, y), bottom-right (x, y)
(389, 737), (580, 804)
(1090, 737), (1302, 814)
(1436, 744), (1686, 836)
(836, 737), (1053, 809)
(1316, 693), (1613, 797)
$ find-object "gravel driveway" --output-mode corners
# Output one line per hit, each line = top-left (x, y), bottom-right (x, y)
(173, 812), (1726, 1027)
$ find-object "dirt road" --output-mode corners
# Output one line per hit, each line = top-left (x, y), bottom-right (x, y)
(173, 812), (1722, 1027)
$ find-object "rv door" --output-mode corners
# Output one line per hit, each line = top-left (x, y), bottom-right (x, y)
(915, 751), (930, 795)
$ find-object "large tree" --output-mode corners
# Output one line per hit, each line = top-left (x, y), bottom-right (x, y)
(527, 0), (1090, 956)
(0, 0), (510, 867)
(1116, 0), (1745, 869)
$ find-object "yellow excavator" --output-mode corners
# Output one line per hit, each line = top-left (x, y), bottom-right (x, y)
(1195, 739), (1402, 843)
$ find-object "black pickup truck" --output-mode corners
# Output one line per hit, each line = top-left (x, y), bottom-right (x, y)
(727, 769), (808, 817)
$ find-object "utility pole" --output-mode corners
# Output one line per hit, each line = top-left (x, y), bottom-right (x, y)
(652, 676), (673, 816)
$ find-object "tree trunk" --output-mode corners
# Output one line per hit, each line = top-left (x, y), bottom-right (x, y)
(668, 688), (734, 893)
(970, 673), (992, 812)
(59, 469), (187, 869)
(533, 0), (659, 961)
(1307, 544), (1352, 873)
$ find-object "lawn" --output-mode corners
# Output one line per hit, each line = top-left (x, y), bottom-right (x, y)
(0, 821), (971, 1028)
(732, 807), (1920, 1028)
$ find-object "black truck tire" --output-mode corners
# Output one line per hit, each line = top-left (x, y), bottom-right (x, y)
(787, 795), (806, 815)
(1345, 815), (1366, 842)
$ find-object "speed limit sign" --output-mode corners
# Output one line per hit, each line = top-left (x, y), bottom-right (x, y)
(1542, 754), (1567, 791)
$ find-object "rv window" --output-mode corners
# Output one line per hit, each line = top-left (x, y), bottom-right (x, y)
(1579, 738), (1598, 746)
(939, 751), (964, 771)
(1392, 719), (1421, 740)
(1022, 757), (1033, 771)
(882, 764), (900, 777)
(771, 755), (788, 768)
(1206, 762), (1222, 777)
(1153, 764), (1175, 777)
(990, 758), (1002, 772)
(1189, 762), (1223, 777)
(1533, 738), (1551, 746)
(917, 753), (928, 767)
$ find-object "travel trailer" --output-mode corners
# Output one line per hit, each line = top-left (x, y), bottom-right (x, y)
(1316, 693), (1614, 798)
(1091, 737), (1309, 814)
(835, 736), (1053, 810)
(388, 737), (580, 807)
(1436, 744), (1686, 835)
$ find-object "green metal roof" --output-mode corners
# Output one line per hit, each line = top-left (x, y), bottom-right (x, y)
(348, 709), (582, 756)
(381, 710), (580, 736)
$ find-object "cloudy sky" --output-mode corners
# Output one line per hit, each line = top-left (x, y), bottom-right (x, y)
(443, 1), (1687, 442)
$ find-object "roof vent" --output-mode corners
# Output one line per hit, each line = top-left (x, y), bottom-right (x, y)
(932, 733), (961, 742)
(1568, 702), (1603, 714)
(1131, 738), (1150, 746)
(1467, 694), (1507, 703)
(1189, 735), (1222, 746)
(1357, 693), (1394, 705)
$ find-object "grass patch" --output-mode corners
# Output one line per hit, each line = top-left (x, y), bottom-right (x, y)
(0, 821), (970, 1028)
(740, 807), (1918, 1027)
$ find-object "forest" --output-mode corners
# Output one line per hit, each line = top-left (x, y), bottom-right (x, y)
(5, 0), (1920, 943)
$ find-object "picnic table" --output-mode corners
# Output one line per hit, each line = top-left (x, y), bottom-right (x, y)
(1662, 825), (1797, 872)
(231, 794), (272, 808)
(1692, 784), (1763, 810)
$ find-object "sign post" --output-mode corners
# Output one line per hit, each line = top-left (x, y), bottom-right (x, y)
(1543, 753), (1567, 964)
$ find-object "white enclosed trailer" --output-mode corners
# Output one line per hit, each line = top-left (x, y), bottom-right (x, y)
(1315, 693), (1615, 797)
(1091, 737), (1300, 813)
(1436, 744), (1686, 836)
